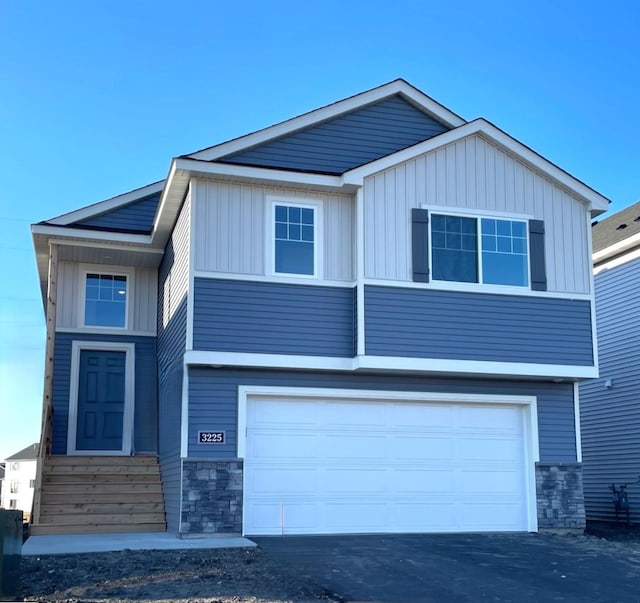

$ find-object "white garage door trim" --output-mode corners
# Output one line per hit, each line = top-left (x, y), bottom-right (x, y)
(238, 386), (540, 534)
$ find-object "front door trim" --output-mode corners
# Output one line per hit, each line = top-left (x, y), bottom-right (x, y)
(67, 340), (135, 455)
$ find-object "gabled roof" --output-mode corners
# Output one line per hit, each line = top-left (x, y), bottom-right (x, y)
(592, 199), (640, 264)
(5, 443), (39, 461)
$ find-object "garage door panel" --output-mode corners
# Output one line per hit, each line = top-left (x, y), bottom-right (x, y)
(244, 396), (530, 535)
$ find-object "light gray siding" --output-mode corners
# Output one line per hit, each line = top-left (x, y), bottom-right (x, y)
(365, 286), (594, 366)
(581, 256), (640, 522)
(192, 180), (354, 282)
(193, 278), (355, 357)
(218, 95), (449, 174)
(363, 134), (591, 294)
(157, 192), (191, 533)
(74, 193), (160, 233)
(51, 332), (157, 454)
(187, 368), (577, 463)
(56, 261), (157, 334)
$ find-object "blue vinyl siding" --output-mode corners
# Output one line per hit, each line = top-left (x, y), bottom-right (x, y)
(193, 278), (356, 357)
(365, 286), (593, 365)
(187, 368), (577, 463)
(74, 193), (160, 233)
(51, 332), (157, 454)
(157, 233), (188, 533)
(219, 95), (449, 175)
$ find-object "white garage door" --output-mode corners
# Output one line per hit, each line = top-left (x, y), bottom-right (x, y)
(243, 395), (530, 535)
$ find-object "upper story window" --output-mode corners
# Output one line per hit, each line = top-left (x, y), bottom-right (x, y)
(10, 480), (19, 494)
(84, 273), (128, 328)
(10, 462), (19, 471)
(431, 214), (529, 287)
(271, 200), (319, 277)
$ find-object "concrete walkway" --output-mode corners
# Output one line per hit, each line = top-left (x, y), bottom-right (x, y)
(23, 532), (256, 556)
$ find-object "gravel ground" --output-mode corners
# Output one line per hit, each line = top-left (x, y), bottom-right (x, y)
(20, 547), (340, 603)
(18, 523), (640, 603)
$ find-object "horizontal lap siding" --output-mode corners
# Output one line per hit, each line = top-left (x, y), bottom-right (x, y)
(363, 134), (591, 295)
(51, 333), (157, 454)
(187, 368), (576, 462)
(580, 257), (640, 522)
(75, 193), (160, 233)
(365, 286), (593, 365)
(193, 278), (356, 357)
(157, 193), (190, 532)
(219, 96), (449, 174)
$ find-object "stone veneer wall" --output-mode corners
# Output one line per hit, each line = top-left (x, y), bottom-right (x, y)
(536, 462), (586, 530)
(180, 459), (243, 535)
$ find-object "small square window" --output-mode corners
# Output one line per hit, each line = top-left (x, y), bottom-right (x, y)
(29, 479), (36, 488)
(273, 203), (317, 276)
(84, 273), (127, 328)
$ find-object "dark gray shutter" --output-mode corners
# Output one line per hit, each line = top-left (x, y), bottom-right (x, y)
(529, 219), (547, 291)
(412, 208), (430, 283)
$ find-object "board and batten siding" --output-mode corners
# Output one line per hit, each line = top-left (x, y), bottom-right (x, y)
(363, 134), (591, 294)
(187, 368), (577, 463)
(193, 278), (356, 357)
(56, 261), (157, 334)
(192, 179), (354, 282)
(580, 255), (640, 522)
(365, 286), (593, 365)
(50, 332), (157, 454)
(157, 192), (191, 533)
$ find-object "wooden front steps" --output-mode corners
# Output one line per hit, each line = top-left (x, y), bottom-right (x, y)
(31, 455), (166, 535)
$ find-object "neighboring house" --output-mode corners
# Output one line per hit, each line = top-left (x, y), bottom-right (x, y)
(581, 201), (640, 522)
(1, 444), (38, 520)
(0, 462), (4, 505)
(30, 79), (609, 537)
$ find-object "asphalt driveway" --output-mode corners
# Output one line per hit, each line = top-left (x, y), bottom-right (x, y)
(253, 532), (640, 602)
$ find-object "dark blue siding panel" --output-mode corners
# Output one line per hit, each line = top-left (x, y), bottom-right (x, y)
(193, 278), (356, 357)
(157, 235), (188, 533)
(219, 95), (449, 175)
(187, 368), (576, 463)
(365, 286), (594, 365)
(75, 193), (160, 233)
(51, 332), (157, 454)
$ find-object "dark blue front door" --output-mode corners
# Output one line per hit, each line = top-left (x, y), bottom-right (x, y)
(76, 350), (126, 451)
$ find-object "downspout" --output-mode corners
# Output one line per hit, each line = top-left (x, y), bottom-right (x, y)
(31, 242), (58, 526)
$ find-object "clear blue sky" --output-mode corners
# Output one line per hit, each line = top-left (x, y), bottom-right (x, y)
(0, 1), (638, 461)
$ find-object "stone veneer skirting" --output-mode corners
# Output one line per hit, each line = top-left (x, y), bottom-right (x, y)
(535, 462), (586, 530)
(180, 459), (243, 535)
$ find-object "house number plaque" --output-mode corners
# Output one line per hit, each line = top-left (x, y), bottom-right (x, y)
(198, 430), (225, 444)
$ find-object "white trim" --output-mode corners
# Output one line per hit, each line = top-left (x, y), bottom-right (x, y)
(180, 363), (189, 458)
(192, 270), (353, 289)
(266, 196), (323, 280)
(186, 184), (195, 351)
(183, 350), (597, 380)
(67, 340), (135, 455)
(187, 79), (465, 161)
(362, 278), (592, 300)
(343, 120), (610, 213)
(238, 385), (539, 533)
(32, 223), (153, 246)
(48, 238), (165, 256)
(79, 267), (132, 330)
(422, 204), (534, 221)
(47, 181), (165, 226)
(57, 327), (155, 337)
(587, 209), (600, 376)
(574, 382), (582, 463)
(594, 246), (640, 274)
(593, 231), (640, 265)
(356, 188), (366, 356)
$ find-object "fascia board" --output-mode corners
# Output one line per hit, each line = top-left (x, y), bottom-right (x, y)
(46, 181), (165, 226)
(31, 223), (153, 246)
(343, 119), (610, 213)
(187, 80), (466, 161)
(593, 232), (640, 265)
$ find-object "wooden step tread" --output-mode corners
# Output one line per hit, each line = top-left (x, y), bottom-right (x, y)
(41, 482), (163, 494)
(42, 492), (164, 504)
(30, 522), (166, 535)
(45, 455), (158, 465)
(39, 512), (165, 525)
(44, 473), (160, 483)
(41, 502), (164, 514)
(46, 465), (160, 475)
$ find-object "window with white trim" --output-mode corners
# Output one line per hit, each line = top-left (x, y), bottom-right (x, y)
(84, 273), (128, 327)
(9, 499), (17, 509)
(431, 213), (529, 287)
(10, 480), (18, 494)
(273, 202), (317, 276)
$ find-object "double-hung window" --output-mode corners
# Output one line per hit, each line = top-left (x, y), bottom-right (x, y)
(84, 273), (128, 328)
(272, 200), (319, 277)
(431, 213), (529, 287)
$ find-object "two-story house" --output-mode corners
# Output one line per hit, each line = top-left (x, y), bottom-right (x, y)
(2, 444), (38, 520)
(30, 79), (608, 537)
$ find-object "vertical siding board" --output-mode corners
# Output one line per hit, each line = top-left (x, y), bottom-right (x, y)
(362, 134), (590, 293)
(580, 256), (640, 522)
(187, 367), (575, 463)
